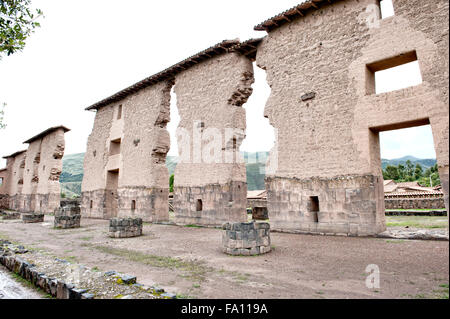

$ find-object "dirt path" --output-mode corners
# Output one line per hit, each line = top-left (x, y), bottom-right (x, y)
(0, 216), (448, 299)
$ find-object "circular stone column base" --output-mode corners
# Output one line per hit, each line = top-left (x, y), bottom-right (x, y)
(222, 221), (271, 256)
(22, 213), (45, 223)
(109, 218), (143, 238)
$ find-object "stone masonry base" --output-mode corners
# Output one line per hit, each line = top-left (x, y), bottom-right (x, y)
(266, 175), (386, 236)
(222, 222), (271, 255)
(109, 218), (143, 238)
(173, 181), (247, 227)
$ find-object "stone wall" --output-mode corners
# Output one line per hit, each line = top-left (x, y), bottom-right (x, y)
(222, 222), (271, 255)
(385, 198), (446, 210)
(255, 0), (449, 235)
(54, 205), (81, 229)
(109, 218), (143, 238)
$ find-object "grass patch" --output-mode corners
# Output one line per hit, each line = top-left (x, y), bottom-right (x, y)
(184, 224), (203, 228)
(385, 216), (448, 229)
(90, 245), (212, 282)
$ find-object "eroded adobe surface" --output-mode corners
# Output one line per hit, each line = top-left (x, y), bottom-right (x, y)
(0, 127), (68, 214)
(173, 52), (254, 226)
(255, 0), (449, 235)
(81, 81), (173, 222)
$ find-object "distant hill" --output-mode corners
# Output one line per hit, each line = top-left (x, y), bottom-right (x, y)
(60, 153), (435, 197)
(381, 156), (436, 170)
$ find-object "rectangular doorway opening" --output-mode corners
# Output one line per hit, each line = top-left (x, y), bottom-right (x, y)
(372, 123), (447, 230)
(106, 169), (119, 219)
(310, 196), (320, 223)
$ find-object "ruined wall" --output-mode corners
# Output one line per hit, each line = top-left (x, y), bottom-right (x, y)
(5, 153), (26, 211)
(19, 128), (66, 214)
(81, 81), (173, 222)
(256, 0), (448, 235)
(0, 169), (8, 208)
(173, 52), (254, 226)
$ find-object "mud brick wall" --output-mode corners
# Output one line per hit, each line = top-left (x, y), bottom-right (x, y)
(109, 218), (143, 238)
(54, 206), (81, 229)
(385, 198), (446, 210)
(82, 81), (172, 222)
(173, 52), (253, 226)
(255, 0), (449, 235)
(222, 222), (271, 256)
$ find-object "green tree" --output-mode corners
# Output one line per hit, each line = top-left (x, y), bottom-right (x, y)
(405, 160), (414, 178)
(169, 174), (174, 193)
(383, 165), (399, 180)
(414, 163), (423, 179)
(1, 0), (43, 59)
(397, 164), (406, 180)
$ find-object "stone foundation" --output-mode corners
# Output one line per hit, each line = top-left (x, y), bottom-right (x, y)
(81, 190), (107, 219)
(81, 188), (168, 223)
(108, 218), (143, 238)
(266, 175), (386, 236)
(22, 213), (44, 223)
(173, 181), (247, 227)
(222, 222), (271, 256)
(54, 206), (81, 229)
(117, 187), (169, 223)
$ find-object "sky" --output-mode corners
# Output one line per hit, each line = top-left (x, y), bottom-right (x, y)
(0, 0), (437, 168)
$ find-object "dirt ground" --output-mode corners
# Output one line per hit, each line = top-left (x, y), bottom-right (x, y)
(0, 216), (448, 299)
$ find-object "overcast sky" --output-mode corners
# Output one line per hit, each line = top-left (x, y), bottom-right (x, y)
(0, 0), (436, 168)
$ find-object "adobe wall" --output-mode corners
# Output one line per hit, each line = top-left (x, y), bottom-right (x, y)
(18, 128), (66, 214)
(0, 169), (8, 208)
(5, 153), (26, 211)
(0, 128), (66, 214)
(81, 81), (173, 222)
(256, 0), (449, 235)
(173, 52), (253, 226)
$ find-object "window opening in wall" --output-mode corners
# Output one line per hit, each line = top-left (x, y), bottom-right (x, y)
(90, 200), (93, 209)
(379, 0), (394, 19)
(366, 51), (422, 94)
(196, 199), (203, 212)
(117, 104), (122, 120)
(131, 200), (136, 211)
(109, 138), (121, 156)
(310, 196), (320, 223)
(0, 177), (3, 186)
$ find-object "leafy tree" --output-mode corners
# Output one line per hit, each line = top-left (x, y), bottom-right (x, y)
(1, 0), (43, 59)
(397, 164), (406, 180)
(405, 160), (414, 177)
(169, 174), (174, 193)
(384, 165), (399, 180)
(414, 163), (423, 179)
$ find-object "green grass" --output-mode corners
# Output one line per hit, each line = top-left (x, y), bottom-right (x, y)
(385, 216), (448, 229)
(90, 245), (212, 282)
